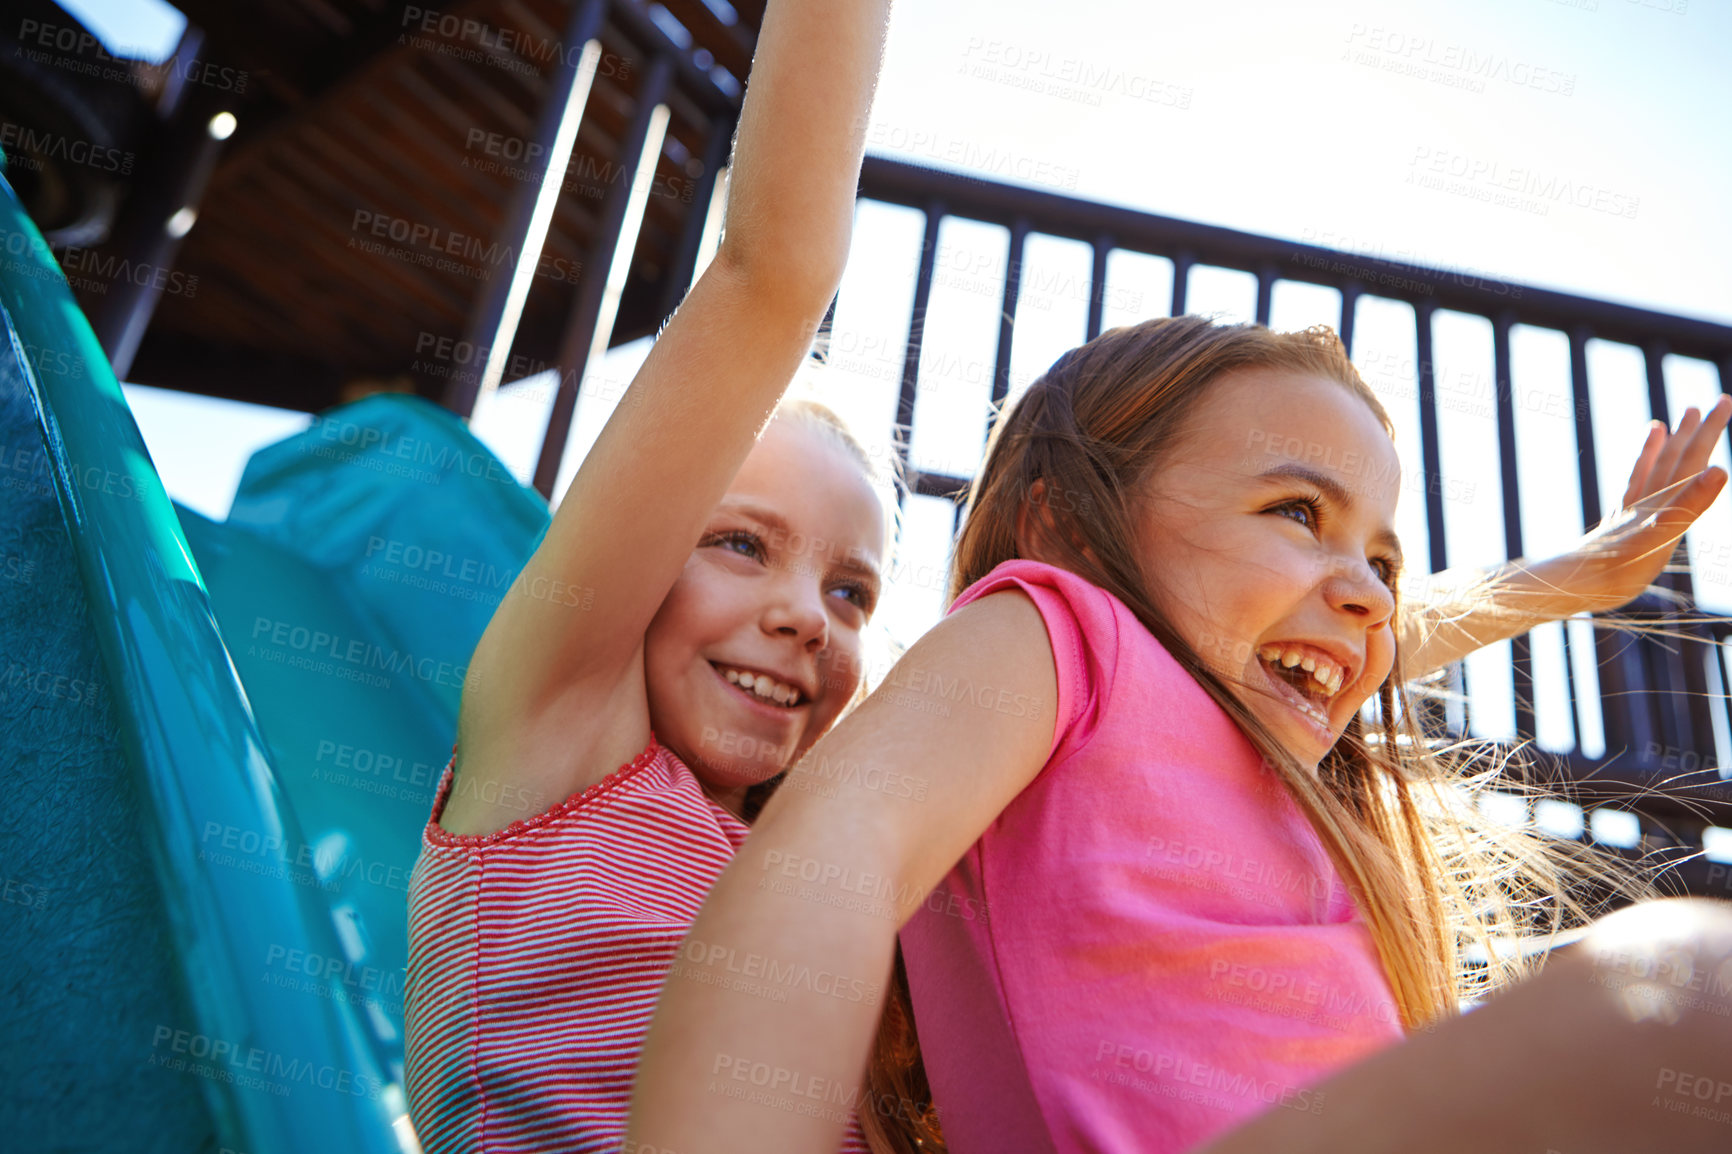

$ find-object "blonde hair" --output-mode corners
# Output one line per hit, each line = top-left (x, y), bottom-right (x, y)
(949, 314), (1644, 1027)
(774, 394), (876, 476)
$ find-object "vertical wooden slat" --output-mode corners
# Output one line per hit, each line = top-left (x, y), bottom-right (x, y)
(1415, 301), (1448, 574)
(655, 115), (734, 322)
(91, 74), (233, 379)
(1642, 340), (1717, 760)
(1492, 310), (1536, 741)
(1568, 325), (1620, 760)
(1412, 299), (1454, 736)
(1169, 249), (1193, 316)
(447, 0), (610, 418)
(1086, 235), (1112, 340)
(1254, 263), (1275, 326)
(1338, 281), (1360, 357)
(893, 203), (945, 511)
(533, 51), (675, 498)
(986, 218), (1028, 434)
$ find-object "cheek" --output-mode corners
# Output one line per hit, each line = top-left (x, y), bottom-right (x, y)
(649, 561), (731, 637)
(1355, 629), (1398, 705)
(806, 639), (865, 732)
(818, 636), (866, 703)
(647, 562), (696, 625)
(1213, 537), (1304, 603)
(643, 575), (728, 696)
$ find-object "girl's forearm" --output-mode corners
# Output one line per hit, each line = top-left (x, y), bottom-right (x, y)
(627, 835), (898, 1153)
(1399, 463), (1723, 680)
(712, 0), (893, 308)
(1400, 553), (1616, 678)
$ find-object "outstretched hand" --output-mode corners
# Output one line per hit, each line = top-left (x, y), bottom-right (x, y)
(1570, 394), (1730, 610)
(1399, 397), (1729, 677)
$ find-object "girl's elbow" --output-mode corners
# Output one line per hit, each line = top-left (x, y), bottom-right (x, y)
(708, 229), (850, 317)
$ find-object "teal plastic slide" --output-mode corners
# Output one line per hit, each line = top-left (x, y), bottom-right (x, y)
(0, 156), (551, 1152)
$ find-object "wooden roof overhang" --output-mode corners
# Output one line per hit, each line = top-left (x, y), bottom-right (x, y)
(98, 0), (758, 413)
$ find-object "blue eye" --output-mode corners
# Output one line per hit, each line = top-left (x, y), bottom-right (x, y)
(704, 529), (765, 561)
(1273, 497), (1320, 529)
(829, 582), (873, 612)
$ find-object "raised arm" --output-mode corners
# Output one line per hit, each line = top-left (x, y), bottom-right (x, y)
(1400, 399), (1729, 678)
(624, 590), (1058, 1153)
(448, 0), (893, 826)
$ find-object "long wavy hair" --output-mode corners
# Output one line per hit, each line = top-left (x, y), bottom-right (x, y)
(946, 314), (1643, 1026)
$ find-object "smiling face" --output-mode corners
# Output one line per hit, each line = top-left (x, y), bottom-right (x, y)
(1132, 366), (1404, 767)
(643, 416), (888, 812)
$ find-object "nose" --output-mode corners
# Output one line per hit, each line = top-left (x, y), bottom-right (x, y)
(1323, 554), (1395, 630)
(762, 570), (830, 652)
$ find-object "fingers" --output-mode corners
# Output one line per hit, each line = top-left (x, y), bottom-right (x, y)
(1621, 396), (1732, 509)
(1648, 399), (1724, 489)
(1675, 464), (1728, 521)
(1621, 421), (1666, 509)
(1675, 394), (1732, 478)
(1646, 406), (1702, 491)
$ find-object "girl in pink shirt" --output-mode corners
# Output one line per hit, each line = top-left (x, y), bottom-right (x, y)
(629, 316), (1732, 1154)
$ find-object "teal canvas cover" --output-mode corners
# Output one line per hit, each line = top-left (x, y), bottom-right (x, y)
(0, 145), (550, 1153)
(176, 394), (552, 1084)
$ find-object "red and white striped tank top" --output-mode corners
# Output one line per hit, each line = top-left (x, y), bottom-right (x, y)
(404, 735), (872, 1153)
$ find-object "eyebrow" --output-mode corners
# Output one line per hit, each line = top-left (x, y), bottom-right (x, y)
(1253, 464), (1405, 568)
(715, 501), (885, 589)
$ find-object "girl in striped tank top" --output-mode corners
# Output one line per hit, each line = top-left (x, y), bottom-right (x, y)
(403, 0), (913, 1149)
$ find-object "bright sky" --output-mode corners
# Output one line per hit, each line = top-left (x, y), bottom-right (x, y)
(80, 0), (1732, 795)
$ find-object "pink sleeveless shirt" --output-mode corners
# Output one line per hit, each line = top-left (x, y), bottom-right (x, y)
(899, 560), (1404, 1154)
(405, 737), (871, 1153)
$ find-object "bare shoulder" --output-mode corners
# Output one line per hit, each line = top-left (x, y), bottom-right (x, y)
(865, 588), (1056, 738)
(913, 586), (1056, 681)
(435, 648), (654, 837)
(944, 585), (1050, 643)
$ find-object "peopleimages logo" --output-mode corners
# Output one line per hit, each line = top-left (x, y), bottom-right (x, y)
(1407, 146), (1640, 220)
(348, 209), (582, 284)
(1343, 24), (1576, 96)
(57, 246), (199, 298)
(674, 938), (883, 1005)
(364, 535), (514, 591)
(758, 849), (991, 923)
(0, 122), (132, 174)
(248, 615), (470, 690)
(148, 1025), (383, 1099)
(399, 6), (635, 78)
(263, 943), (405, 1008)
(15, 18), (247, 93)
(1090, 1041), (1326, 1115)
(305, 413), (519, 484)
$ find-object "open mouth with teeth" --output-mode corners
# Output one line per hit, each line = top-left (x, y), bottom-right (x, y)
(1254, 644), (1347, 733)
(712, 662), (807, 709)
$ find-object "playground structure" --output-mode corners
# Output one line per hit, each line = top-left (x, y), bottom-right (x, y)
(4, 3), (1732, 1153)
